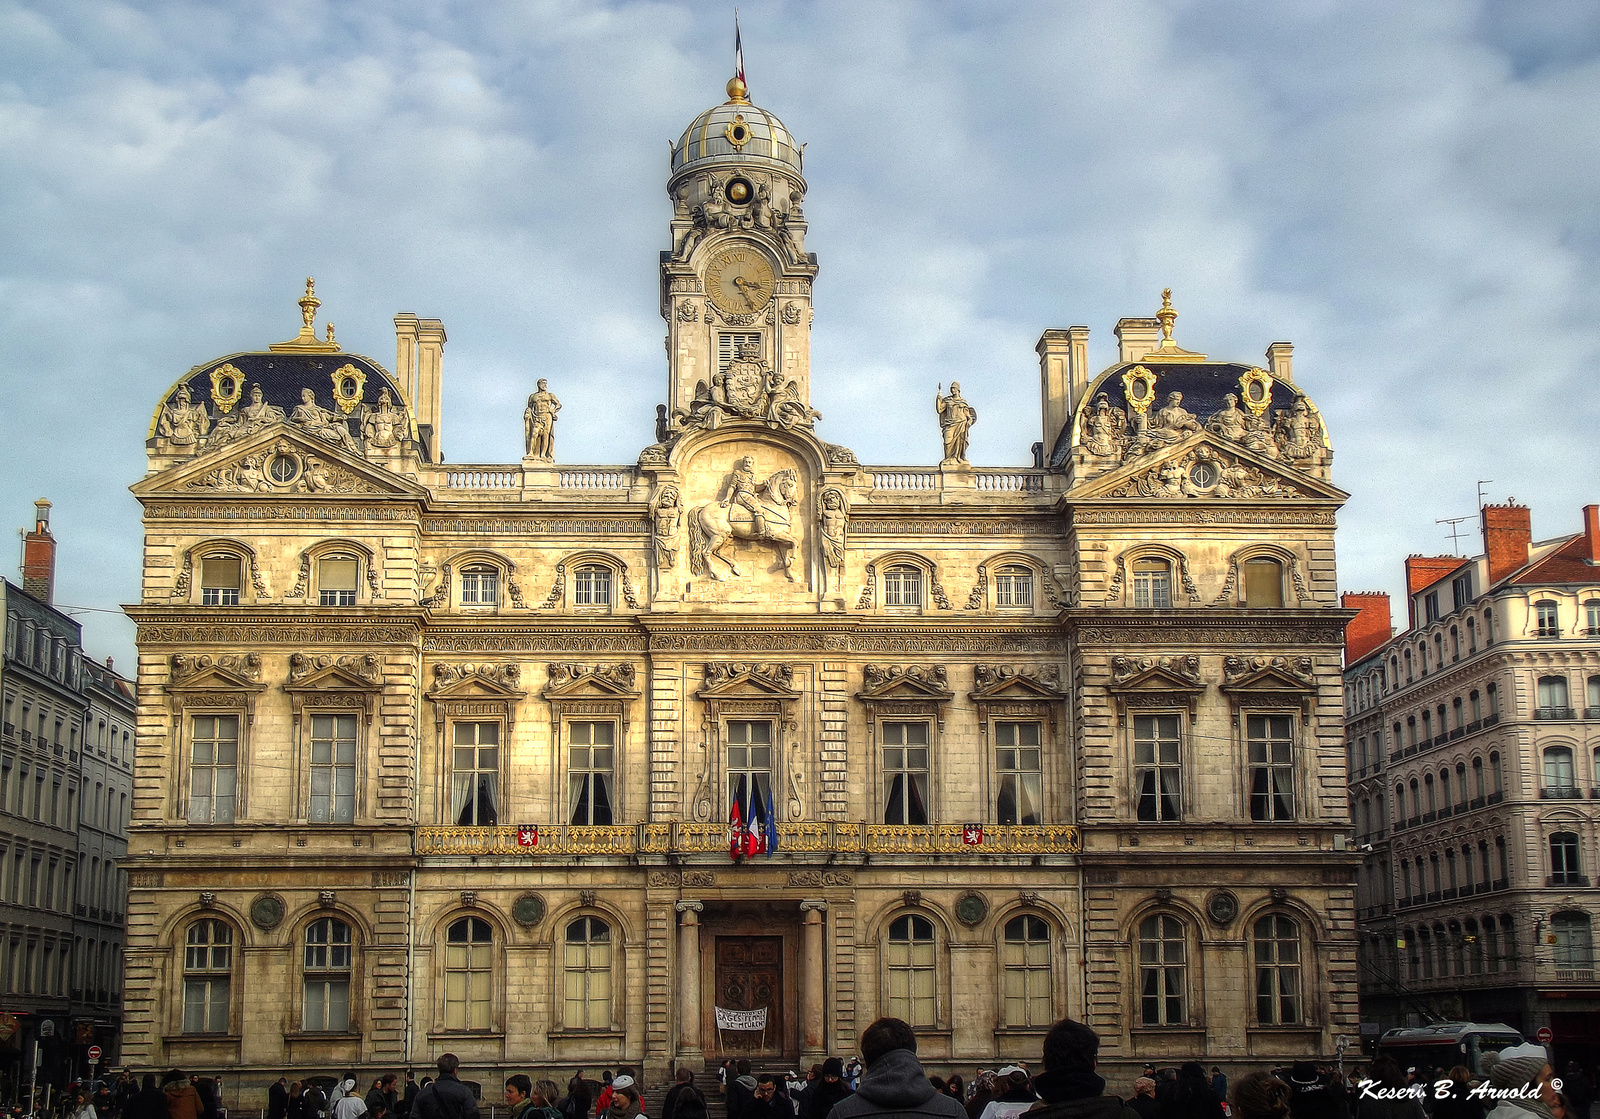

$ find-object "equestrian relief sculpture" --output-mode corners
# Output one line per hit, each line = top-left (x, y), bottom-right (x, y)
(688, 456), (801, 581)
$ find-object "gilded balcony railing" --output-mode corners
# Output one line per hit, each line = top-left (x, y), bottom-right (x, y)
(414, 822), (1081, 857)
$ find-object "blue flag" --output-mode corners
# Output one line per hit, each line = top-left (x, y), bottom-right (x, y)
(765, 786), (779, 855)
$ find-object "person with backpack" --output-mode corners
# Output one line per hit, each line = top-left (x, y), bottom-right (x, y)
(413, 1056), (479, 1119)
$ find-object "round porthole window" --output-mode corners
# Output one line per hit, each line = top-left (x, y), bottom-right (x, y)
(268, 454), (299, 484)
(1190, 460), (1220, 489)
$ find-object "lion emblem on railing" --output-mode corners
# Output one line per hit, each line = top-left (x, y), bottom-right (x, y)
(689, 457), (801, 581)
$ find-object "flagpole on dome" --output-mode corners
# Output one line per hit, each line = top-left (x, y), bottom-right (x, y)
(730, 12), (748, 102)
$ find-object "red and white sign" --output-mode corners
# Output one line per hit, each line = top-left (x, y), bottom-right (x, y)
(87, 1046), (102, 1062)
(516, 825), (539, 847)
(962, 824), (985, 846)
(1537, 1027), (1554, 1045)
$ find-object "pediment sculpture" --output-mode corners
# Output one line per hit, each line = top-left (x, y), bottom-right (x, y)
(1105, 446), (1313, 501)
(657, 345), (821, 452)
(688, 457), (801, 581)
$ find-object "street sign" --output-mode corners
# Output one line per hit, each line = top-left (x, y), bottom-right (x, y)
(1537, 1027), (1554, 1045)
(87, 1046), (102, 1062)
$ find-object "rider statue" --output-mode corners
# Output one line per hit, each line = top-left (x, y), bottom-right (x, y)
(724, 455), (768, 535)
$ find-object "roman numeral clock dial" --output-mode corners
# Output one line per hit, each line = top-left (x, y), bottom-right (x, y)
(706, 249), (775, 314)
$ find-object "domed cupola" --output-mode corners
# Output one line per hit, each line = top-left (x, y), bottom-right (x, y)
(670, 76), (805, 189)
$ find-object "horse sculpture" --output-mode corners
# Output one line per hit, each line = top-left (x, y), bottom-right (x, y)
(689, 466), (801, 581)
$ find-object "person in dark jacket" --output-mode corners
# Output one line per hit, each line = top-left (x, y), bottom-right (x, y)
(414, 1056), (480, 1119)
(827, 1017), (968, 1119)
(1210, 1073), (1227, 1107)
(1128, 1081), (1159, 1119)
(369, 1078), (400, 1119)
(746, 1077), (793, 1119)
(810, 1059), (855, 1119)
(398, 1077), (418, 1119)
(270, 1079), (291, 1119)
(126, 1077), (169, 1119)
(1283, 1064), (1345, 1119)
(1019, 1017), (1140, 1119)
(1562, 1063), (1594, 1119)
(1430, 1067), (1483, 1119)
(662, 1070), (697, 1119)
(1160, 1065), (1223, 1119)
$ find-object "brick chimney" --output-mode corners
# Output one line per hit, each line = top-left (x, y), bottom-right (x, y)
(1342, 592), (1392, 665)
(1403, 555), (1463, 629)
(1482, 501), (1532, 586)
(21, 499), (55, 604)
(1584, 504), (1600, 563)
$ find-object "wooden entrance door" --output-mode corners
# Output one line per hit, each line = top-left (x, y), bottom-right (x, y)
(715, 936), (783, 1055)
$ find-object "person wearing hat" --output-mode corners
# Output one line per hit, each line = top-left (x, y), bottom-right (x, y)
(809, 1059), (855, 1119)
(978, 1069), (1035, 1119)
(1284, 1062), (1346, 1119)
(1483, 1045), (1559, 1119)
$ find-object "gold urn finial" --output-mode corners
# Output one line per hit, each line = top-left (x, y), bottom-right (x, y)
(726, 75), (749, 102)
(270, 275), (341, 352)
(299, 277), (321, 330)
(1145, 287), (1207, 362)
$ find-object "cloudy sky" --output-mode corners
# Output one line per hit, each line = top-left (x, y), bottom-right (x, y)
(3, 0), (1599, 667)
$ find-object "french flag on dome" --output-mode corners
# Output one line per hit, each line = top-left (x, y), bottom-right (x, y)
(735, 14), (746, 87)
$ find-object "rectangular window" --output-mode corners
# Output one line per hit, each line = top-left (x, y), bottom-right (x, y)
(1537, 602), (1560, 638)
(318, 558), (358, 607)
(451, 723), (500, 826)
(1453, 573), (1474, 611)
(307, 714), (357, 824)
(884, 567), (922, 608)
(573, 567), (613, 606)
(1424, 592), (1440, 623)
(1134, 715), (1182, 821)
(459, 568), (499, 606)
(200, 556), (241, 606)
(881, 721), (930, 825)
(568, 721), (616, 825)
(1248, 714), (1295, 821)
(726, 720), (773, 816)
(188, 716), (239, 824)
(996, 721), (1042, 825)
(994, 568), (1033, 608)
(1588, 601), (1600, 636)
(718, 332), (762, 371)
(1242, 559), (1285, 608)
(1133, 561), (1172, 609)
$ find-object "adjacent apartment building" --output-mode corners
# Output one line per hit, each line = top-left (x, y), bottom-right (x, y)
(1348, 502), (1600, 1069)
(0, 501), (134, 1087)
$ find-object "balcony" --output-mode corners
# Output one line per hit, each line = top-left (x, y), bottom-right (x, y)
(413, 821), (1085, 857)
(1554, 969), (1598, 983)
(1, 723), (11, 739)
(1492, 877), (1508, 891)
(1450, 728), (1465, 741)
(1423, 811), (1437, 824)
(1543, 786), (1586, 800)
(1466, 720), (1482, 734)
(1390, 751), (1404, 763)
(1471, 796), (1487, 809)
(1588, 708), (1600, 720)
(1537, 707), (1575, 721)
(1438, 805), (1454, 820)
(19, 731), (29, 744)
(1487, 791), (1504, 805)
(1547, 874), (1591, 888)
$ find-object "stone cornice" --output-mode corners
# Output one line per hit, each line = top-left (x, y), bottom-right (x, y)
(128, 605), (426, 647)
(1063, 608), (1353, 647)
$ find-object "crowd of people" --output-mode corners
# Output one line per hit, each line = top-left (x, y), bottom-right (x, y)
(15, 1021), (1587, 1119)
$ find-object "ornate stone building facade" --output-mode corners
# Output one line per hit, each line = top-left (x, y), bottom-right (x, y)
(1347, 503), (1600, 1066)
(123, 71), (1357, 1090)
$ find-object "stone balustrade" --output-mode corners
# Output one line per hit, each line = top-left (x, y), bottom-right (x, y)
(414, 821), (1081, 856)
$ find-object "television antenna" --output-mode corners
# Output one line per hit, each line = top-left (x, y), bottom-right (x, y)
(1437, 516), (1471, 555)
(1477, 480), (1494, 509)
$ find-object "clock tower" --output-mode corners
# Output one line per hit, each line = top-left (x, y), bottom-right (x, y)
(662, 72), (816, 423)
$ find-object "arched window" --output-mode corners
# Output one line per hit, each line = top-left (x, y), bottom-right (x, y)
(883, 565), (922, 608)
(1001, 915), (1051, 1027)
(1404, 649), (1414, 684)
(886, 914), (937, 1027)
(573, 564), (613, 607)
(1242, 558), (1284, 608)
(1550, 832), (1583, 886)
(1419, 927), (1435, 979)
(443, 916), (493, 1031)
(1543, 747), (1575, 792)
(1423, 774), (1435, 814)
(1137, 913), (1187, 1025)
(1400, 860), (1412, 901)
(1450, 626), (1460, 661)
(459, 565), (499, 606)
(1490, 752), (1502, 795)
(1132, 558), (1171, 609)
(303, 917), (352, 1031)
(1538, 676), (1571, 718)
(182, 919), (233, 1034)
(563, 917), (612, 1030)
(1439, 770), (1451, 809)
(317, 555), (358, 606)
(1460, 845), (1474, 892)
(994, 565), (1034, 608)
(1253, 915), (1302, 1025)
(1471, 756), (1484, 799)
(1467, 617), (1478, 653)
(1552, 912), (1594, 969)
(200, 554), (241, 606)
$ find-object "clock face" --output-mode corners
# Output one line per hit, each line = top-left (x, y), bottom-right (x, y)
(706, 248), (775, 314)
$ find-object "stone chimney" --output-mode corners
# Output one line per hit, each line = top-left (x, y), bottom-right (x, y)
(1266, 341), (1294, 383)
(414, 318), (447, 462)
(1342, 592), (1393, 665)
(1481, 501), (1532, 586)
(1035, 326), (1091, 460)
(1114, 317), (1161, 364)
(21, 499), (55, 604)
(393, 313), (419, 411)
(1584, 504), (1600, 563)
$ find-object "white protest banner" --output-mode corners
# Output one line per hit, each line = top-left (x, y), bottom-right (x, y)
(714, 1006), (769, 1031)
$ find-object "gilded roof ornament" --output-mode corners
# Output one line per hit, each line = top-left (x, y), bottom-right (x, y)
(1143, 287), (1207, 362)
(268, 276), (342, 353)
